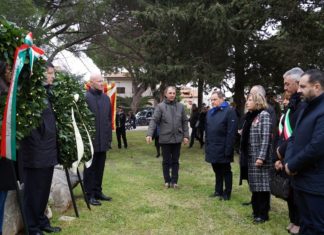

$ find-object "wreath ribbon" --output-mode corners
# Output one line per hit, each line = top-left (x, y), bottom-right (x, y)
(0, 32), (44, 160)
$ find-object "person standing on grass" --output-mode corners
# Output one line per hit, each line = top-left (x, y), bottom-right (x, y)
(274, 67), (305, 235)
(146, 86), (189, 189)
(285, 69), (324, 235)
(197, 106), (207, 148)
(20, 63), (62, 234)
(241, 92), (272, 223)
(205, 91), (238, 201)
(152, 124), (161, 158)
(116, 106), (128, 149)
(188, 103), (199, 148)
(84, 73), (112, 206)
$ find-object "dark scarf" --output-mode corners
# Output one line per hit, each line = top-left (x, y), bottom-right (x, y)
(240, 109), (263, 157)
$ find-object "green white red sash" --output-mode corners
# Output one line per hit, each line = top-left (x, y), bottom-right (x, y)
(0, 32), (44, 161)
(278, 109), (292, 140)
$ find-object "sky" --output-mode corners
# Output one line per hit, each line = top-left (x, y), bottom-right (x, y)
(53, 50), (100, 81)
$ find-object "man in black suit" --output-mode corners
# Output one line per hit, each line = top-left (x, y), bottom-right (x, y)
(116, 106), (127, 149)
(83, 74), (112, 206)
(20, 63), (61, 235)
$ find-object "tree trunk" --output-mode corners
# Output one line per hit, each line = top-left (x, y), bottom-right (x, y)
(197, 78), (204, 109)
(233, 40), (246, 116)
(130, 80), (147, 113)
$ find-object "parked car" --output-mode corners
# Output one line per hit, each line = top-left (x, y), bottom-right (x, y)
(135, 109), (154, 126)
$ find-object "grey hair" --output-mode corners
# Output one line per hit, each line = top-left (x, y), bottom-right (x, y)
(283, 67), (304, 81)
(250, 85), (266, 97)
(211, 90), (225, 99)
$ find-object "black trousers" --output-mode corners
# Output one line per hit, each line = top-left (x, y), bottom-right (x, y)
(154, 137), (160, 156)
(295, 189), (324, 235)
(23, 166), (54, 235)
(84, 152), (107, 198)
(116, 127), (127, 148)
(189, 127), (197, 147)
(287, 187), (300, 226)
(211, 163), (232, 196)
(161, 143), (181, 184)
(252, 191), (270, 220)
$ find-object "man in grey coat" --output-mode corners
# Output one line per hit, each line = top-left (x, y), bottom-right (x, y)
(146, 86), (189, 188)
(84, 74), (112, 206)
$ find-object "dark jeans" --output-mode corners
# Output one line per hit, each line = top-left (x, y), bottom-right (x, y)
(154, 137), (160, 156)
(252, 191), (270, 220)
(198, 128), (205, 147)
(295, 189), (324, 235)
(211, 163), (232, 197)
(287, 187), (300, 226)
(161, 143), (181, 184)
(84, 152), (107, 198)
(116, 127), (127, 148)
(189, 127), (197, 147)
(23, 167), (54, 235)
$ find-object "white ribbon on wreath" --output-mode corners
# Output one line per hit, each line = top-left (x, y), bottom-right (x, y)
(70, 94), (94, 173)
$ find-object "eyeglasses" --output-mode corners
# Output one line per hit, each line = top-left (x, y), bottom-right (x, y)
(210, 99), (218, 101)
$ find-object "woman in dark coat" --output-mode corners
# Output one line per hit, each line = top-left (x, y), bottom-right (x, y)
(205, 91), (238, 200)
(241, 93), (272, 223)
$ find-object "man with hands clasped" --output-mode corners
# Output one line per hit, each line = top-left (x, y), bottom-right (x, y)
(146, 86), (189, 189)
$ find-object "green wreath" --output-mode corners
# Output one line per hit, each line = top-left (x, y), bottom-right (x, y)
(51, 72), (95, 168)
(0, 17), (47, 142)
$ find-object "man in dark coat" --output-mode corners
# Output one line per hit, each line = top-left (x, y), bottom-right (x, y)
(20, 63), (61, 235)
(275, 67), (305, 234)
(115, 106), (127, 149)
(84, 74), (112, 206)
(205, 91), (238, 200)
(285, 69), (324, 234)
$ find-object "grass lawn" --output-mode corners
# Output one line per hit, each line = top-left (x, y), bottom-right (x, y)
(52, 130), (289, 235)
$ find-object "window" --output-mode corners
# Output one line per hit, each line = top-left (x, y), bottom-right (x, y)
(117, 87), (125, 94)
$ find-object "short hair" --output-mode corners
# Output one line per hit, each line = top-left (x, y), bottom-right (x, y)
(302, 69), (324, 88)
(211, 90), (225, 99)
(283, 67), (304, 82)
(283, 91), (291, 100)
(247, 93), (268, 110)
(46, 62), (55, 69)
(250, 85), (266, 97)
(164, 86), (176, 94)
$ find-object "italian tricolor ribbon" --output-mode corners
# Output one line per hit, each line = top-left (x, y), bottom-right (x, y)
(0, 32), (44, 160)
(278, 109), (292, 140)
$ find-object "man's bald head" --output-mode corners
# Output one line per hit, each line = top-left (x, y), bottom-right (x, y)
(90, 73), (104, 91)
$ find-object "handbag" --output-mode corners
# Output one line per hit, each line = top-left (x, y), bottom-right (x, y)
(269, 167), (290, 200)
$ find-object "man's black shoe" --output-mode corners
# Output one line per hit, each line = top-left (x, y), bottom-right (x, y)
(34, 232), (44, 235)
(253, 217), (267, 224)
(222, 194), (231, 201)
(89, 197), (102, 206)
(241, 201), (252, 206)
(41, 226), (62, 233)
(209, 192), (222, 198)
(95, 193), (112, 201)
